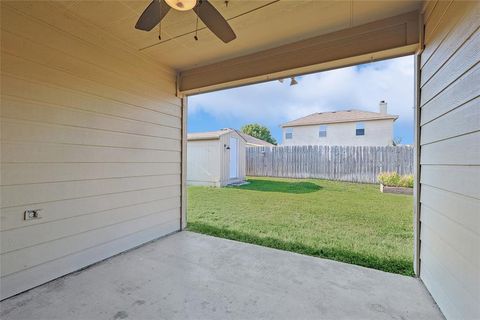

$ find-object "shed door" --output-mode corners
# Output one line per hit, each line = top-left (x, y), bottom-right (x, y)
(229, 137), (238, 179)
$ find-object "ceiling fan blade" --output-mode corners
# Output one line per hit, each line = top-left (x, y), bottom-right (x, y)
(193, 0), (236, 43)
(135, 0), (170, 31)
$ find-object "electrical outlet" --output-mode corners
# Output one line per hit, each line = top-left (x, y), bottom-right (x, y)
(24, 209), (42, 220)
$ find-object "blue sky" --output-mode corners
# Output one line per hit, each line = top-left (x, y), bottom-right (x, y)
(188, 55), (415, 144)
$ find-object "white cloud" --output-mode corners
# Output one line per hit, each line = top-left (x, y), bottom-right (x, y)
(188, 55), (414, 128)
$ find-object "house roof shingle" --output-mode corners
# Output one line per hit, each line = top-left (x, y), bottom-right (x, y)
(281, 110), (398, 127)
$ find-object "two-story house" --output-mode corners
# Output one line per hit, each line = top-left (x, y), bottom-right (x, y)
(281, 101), (398, 146)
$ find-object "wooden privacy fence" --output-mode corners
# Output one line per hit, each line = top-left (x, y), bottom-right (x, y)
(246, 145), (414, 183)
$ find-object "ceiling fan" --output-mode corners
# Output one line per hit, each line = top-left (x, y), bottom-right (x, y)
(135, 0), (236, 43)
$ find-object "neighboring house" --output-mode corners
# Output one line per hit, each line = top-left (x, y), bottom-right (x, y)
(237, 131), (275, 147)
(281, 101), (398, 146)
(187, 129), (246, 187)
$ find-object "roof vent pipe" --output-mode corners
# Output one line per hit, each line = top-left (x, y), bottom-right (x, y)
(379, 100), (387, 114)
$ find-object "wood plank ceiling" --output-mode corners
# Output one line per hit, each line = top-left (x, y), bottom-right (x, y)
(12, 0), (422, 71)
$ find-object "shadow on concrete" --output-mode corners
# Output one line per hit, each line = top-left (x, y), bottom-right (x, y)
(232, 178), (322, 194)
(187, 222), (414, 276)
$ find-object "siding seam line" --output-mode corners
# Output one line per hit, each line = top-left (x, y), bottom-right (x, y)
(0, 217), (180, 279)
(1, 195), (182, 232)
(420, 202), (480, 237)
(420, 129), (480, 146)
(1, 204), (181, 255)
(1, 68), (181, 115)
(1, 173), (182, 187)
(1, 51), (179, 111)
(0, 139), (182, 153)
(0, 183), (181, 209)
(419, 181), (480, 200)
(420, 94), (479, 126)
(420, 61), (480, 107)
(1, 28), (179, 94)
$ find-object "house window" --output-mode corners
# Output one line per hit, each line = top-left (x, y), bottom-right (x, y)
(356, 122), (365, 136)
(319, 125), (327, 137)
(285, 128), (293, 140)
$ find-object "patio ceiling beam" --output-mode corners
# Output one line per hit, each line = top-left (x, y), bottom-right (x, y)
(179, 10), (420, 94)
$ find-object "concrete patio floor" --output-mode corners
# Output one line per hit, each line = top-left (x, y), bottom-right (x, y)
(1, 231), (443, 320)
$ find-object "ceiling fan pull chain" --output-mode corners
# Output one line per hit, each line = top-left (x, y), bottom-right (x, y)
(158, 3), (162, 40)
(194, 5), (199, 41)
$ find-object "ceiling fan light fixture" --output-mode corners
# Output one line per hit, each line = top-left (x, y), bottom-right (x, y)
(164, 0), (197, 11)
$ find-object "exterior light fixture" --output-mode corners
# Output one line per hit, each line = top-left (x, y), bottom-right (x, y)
(165, 0), (197, 11)
(290, 77), (298, 86)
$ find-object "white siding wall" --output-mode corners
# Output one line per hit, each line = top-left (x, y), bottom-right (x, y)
(187, 131), (246, 187)
(187, 140), (221, 186)
(0, 2), (181, 299)
(281, 120), (394, 146)
(419, 1), (480, 319)
(218, 132), (246, 186)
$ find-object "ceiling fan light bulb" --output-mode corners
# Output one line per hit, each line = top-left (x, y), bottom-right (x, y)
(165, 0), (197, 11)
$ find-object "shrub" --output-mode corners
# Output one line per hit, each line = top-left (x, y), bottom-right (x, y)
(378, 172), (413, 188)
(399, 175), (414, 188)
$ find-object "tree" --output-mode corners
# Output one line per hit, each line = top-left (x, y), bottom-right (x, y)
(241, 123), (277, 145)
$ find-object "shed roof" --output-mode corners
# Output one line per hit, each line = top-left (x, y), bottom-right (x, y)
(281, 110), (398, 127)
(187, 129), (231, 141)
(187, 128), (248, 142)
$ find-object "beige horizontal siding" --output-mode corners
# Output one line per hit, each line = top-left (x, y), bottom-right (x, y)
(422, 0), (452, 49)
(1, 92), (181, 139)
(0, 220), (180, 300)
(422, 0), (438, 24)
(420, 233), (476, 319)
(421, 165), (479, 199)
(2, 142), (180, 163)
(420, 97), (479, 144)
(420, 229), (479, 303)
(419, 1), (480, 319)
(1, 163), (181, 186)
(0, 209), (178, 276)
(421, 1), (477, 72)
(1, 186), (181, 232)
(421, 30), (480, 103)
(1, 5), (177, 102)
(420, 132), (480, 165)
(1, 197), (180, 254)
(420, 185), (478, 234)
(1, 119), (181, 152)
(421, 205), (479, 267)
(420, 63), (479, 125)
(421, 222), (477, 290)
(0, 2), (181, 299)
(1, 175), (180, 208)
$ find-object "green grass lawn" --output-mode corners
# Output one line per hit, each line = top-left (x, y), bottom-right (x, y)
(187, 177), (414, 276)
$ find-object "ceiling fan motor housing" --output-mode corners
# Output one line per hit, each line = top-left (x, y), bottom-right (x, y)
(136, 0), (236, 43)
(165, 0), (198, 11)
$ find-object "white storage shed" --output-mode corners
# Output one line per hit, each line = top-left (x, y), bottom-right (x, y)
(187, 129), (246, 187)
